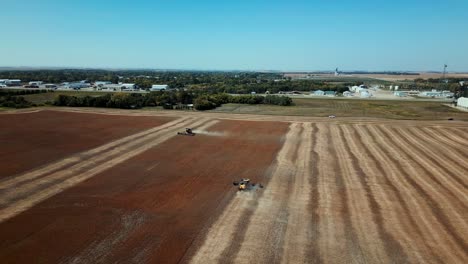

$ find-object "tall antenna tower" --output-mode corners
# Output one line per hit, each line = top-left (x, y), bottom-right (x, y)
(441, 64), (448, 90)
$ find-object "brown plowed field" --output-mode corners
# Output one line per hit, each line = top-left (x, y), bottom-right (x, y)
(0, 117), (288, 263)
(0, 109), (467, 264)
(0, 110), (174, 178)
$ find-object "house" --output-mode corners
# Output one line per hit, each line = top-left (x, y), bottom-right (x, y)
(150, 84), (169, 91)
(313, 90), (325, 96)
(343, 91), (353, 97)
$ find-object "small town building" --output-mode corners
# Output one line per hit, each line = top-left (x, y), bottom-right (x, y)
(94, 81), (112, 87)
(420, 91), (443, 97)
(150, 84), (169, 91)
(394, 91), (407, 97)
(457, 97), (468, 109)
(360, 90), (372, 98)
(325, 91), (336, 97)
(313, 90), (325, 96)
(4, 79), (21, 86)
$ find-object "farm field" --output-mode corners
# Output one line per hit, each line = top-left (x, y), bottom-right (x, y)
(212, 98), (468, 121)
(0, 110), (174, 177)
(284, 72), (468, 81)
(0, 109), (467, 263)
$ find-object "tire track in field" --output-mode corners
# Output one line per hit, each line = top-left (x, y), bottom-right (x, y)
(220, 123), (303, 264)
(346, 125), (430, 263)
(372, 126), (468, 261)
(387, 126), (467, 210)
(0, 116), (192, 190)
(0, 117), (212, 223)
(314, 123), (350, 263)
(333, 125), (408, 263)
(422, 127), (468, 159)
(442, 128), (468, 147)
(356, 125), (459, 262)
(189, 122), (302, 264)
(280, 123), (317, 264)
(229, 122), (305, 264)
(327, 125), (368, 263)
(407, 127), (468, 189)
(221, 124), (303, 264)
(305, 123), (322, 264)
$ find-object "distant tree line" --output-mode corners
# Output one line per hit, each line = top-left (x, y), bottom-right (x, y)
(53, 91), (292, 110)
(0, 95), (32, 108)
(0, 89), (50, 108)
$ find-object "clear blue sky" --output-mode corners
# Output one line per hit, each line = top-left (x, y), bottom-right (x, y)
(1, 0), (467, 71)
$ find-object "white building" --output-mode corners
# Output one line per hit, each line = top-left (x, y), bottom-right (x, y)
(313, 90), (325, 96)
(29, 81), (43, 86)
(350, 84), (368, 93)
(94, 81), (112, 87)
(420, 91), (443, 97)
(360, 90), (372, 98)
(343, 91), (353, 97)
(66, 82), (91, 89)
(4, 79), (21, 86)
(120, 83), (137, 90)
(150, 84), (169, 91)
(457, 97), (468, 109)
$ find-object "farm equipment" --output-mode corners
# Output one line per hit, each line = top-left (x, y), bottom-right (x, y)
(232, 178), (263, 191)
(177, 128), (195, 136)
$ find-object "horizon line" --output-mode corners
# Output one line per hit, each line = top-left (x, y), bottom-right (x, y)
(0, 66), (467, 74)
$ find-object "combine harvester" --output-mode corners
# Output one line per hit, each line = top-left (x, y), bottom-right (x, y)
(232, 178), (263, 191)
(177, 128), (195, 136)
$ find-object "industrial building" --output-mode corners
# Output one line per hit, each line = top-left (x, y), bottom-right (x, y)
(150, 84), (169, 91)
(97, 83), (138, 91)
(313, 90), (325, 96)
(94, 81), (112, 87)
(29, 81), (43, 86)
(65, 82), (91, 90)
(0, 79), (22, 86)
(457, 97), (468, 109)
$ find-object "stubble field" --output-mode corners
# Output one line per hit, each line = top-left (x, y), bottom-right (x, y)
(0, 109), (466, 263)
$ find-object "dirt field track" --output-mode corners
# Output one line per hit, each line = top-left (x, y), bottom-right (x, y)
(0, 109), (467, 264)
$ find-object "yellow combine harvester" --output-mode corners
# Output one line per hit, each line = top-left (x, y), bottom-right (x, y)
(177, 128), (195, 136)
(232, 178), (263, 191)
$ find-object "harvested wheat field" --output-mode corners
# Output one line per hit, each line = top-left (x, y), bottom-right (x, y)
(0, 109), (467, 264)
